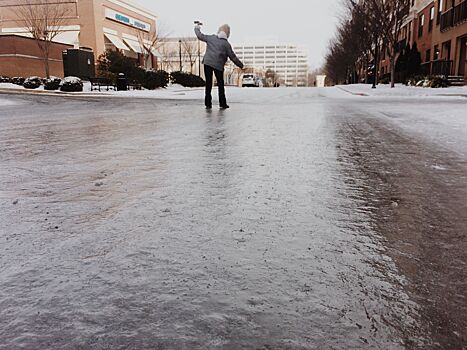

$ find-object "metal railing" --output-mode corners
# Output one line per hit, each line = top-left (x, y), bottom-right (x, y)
(421, 60), (453, 76)
(440, 0), (467, 31)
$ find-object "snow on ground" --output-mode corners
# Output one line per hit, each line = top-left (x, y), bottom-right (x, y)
(0, 96), (20, 107)
(338, 83), (467, 97)
(1, 81), (466, 100)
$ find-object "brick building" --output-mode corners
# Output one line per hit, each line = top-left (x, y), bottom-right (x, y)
(380, 0), (466, 83)
(0, 0), (158, 77)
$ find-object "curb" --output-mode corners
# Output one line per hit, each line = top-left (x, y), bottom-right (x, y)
(0, 87), (205, 98)
(336, 86), (368, 96)
(0, 88), (111, 98)
(336, 85), (467, 98)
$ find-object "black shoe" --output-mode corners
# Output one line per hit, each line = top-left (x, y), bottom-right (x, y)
(220, 105), (230, 110)
(206, 105), (212, 110)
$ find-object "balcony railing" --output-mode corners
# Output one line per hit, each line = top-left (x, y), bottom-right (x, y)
(421, 60), (453, 76)
(440, 0), (467, 31)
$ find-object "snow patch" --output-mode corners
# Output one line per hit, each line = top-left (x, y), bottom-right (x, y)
(337, 84), (467, 98)
(0, 98), (19, 107)
(61, 76), (82, 84)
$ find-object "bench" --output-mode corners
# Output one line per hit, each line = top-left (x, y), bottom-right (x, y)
(128, 81), (142, 90)
(90, 77), (116, 92)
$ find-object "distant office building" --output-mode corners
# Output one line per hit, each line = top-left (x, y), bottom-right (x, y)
(233, 44), (309, 86)
(0, 0), (158, 77)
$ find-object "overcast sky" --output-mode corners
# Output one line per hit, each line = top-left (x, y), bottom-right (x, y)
(138, 0), (342, 69)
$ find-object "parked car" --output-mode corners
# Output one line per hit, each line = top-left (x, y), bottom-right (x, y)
(242, 74), (256, 87)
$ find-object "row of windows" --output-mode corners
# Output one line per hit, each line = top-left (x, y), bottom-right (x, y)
(238, 46), (297, 50)
(236, 49), (306, 55)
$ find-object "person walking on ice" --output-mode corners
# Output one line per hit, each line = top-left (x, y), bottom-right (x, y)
(195, 22), (244, 110)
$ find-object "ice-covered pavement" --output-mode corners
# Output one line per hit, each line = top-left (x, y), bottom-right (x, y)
(0, 87), (466, 349)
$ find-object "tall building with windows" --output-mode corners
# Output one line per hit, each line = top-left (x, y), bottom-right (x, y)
(232, 44), (309, 87)
(0, 0), (158, 77)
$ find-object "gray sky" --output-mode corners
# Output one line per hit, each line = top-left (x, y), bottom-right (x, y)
(138, 0), (342, 69)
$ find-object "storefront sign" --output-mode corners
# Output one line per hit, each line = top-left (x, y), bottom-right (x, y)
(105, 8), (151, 32)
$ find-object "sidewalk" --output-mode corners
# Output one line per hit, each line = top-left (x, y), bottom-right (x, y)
(337, 83), (467, 98)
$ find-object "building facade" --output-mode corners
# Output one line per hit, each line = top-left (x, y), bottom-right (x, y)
(380, 0), (466, 82)
(0, 0), (158, 77)
(232, 44), (309, 87)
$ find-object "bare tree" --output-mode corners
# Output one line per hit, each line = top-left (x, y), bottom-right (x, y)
(135, 22), (170, 70)
(14, 0), (73, 77)
(368, 0), (410, 87)
(180, 38), (198, 74)
(158, 43), (177, 72)
(324, 0), (388, 86)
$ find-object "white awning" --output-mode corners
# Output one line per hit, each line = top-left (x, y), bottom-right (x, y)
(53, 31), (79, 45)
(123, 38), (143, 54)
(146, 46), (161, 57)
(104, 33), (130, 51)
(0, 28), (33, 38)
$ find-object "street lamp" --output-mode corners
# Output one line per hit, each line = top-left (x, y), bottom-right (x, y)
(179, 39), (182, 72)
(198, 40), (201, 77)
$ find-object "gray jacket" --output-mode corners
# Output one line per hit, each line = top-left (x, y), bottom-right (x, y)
(195, 27), (244, 72)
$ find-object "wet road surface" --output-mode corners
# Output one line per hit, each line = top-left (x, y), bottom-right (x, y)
(0, 89), (466, 349)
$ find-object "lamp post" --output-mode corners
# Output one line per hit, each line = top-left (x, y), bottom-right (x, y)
(179, 39), (182, 72)
(198, 40), (201, 77)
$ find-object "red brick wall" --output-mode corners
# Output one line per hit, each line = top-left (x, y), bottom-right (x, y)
(0, 35), (72, 77)
(414, 4), (435, 62)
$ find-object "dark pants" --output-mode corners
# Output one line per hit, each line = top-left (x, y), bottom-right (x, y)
(204, 65), (226, 107)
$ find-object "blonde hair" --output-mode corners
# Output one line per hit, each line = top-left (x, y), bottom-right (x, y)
(218, 24), (231, 38)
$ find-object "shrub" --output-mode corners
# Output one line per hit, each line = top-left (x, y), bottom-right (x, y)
(44, 77), (62, 91)
(170, 71), (206, 87)
(11, 77), (25, 85)
(60, 76), (83, 92)
(406, 75), (449, 88)
(0, 76), (11, 83)
(143, 70), (169, 90)
(428, 76), (449, 88)
(23, 76), (42, 89)
(97, 50), (144, 82)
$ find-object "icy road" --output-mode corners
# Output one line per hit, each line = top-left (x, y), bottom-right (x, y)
(0, 87), (466, 349)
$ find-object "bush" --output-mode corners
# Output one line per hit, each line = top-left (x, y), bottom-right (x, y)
(406, 75), (449, 88)
(11, 77), (25, 85)
(143, 70), (169, 90)
(379, 74), (391, 85)
(60, 76), (83, 92)
(0, 76), (11, 83)
(170, 71), (206, 87)
(44, 77), (62, 91)
(428, 76), (449, 88)
(23, 76), (42, 89)
(97, 50), (143, 82)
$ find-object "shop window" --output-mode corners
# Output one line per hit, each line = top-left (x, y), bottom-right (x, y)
(437, 0), (443, 24)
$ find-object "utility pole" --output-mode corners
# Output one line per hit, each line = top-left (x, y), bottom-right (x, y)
(179, 39), (182, 72)
(372, 36), (378, 89)
(198, 40), (201, 77)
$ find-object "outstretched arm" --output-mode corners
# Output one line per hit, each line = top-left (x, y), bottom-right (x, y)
(227, 44), (244, 69)
(194, 25), (208, 42)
